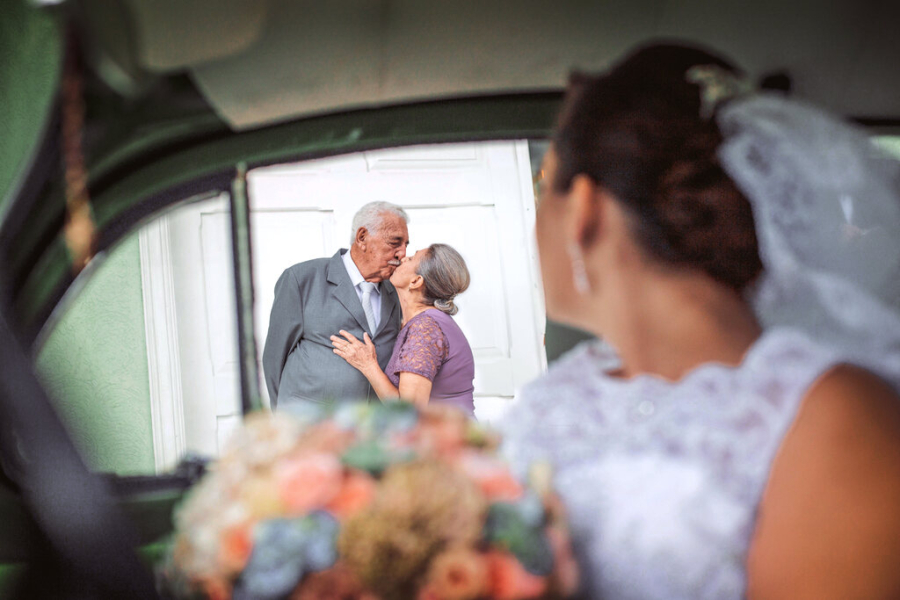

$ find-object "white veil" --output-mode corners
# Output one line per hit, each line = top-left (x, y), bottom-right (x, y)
(716, 94), (900, 388)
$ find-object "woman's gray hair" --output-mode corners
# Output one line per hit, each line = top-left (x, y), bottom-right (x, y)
(417, 243), (471, 315)
(350, 201), (409, 245)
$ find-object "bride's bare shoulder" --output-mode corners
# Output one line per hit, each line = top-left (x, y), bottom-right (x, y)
(748, 364), (900, 599)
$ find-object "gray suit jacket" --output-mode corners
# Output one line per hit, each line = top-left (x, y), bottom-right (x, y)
(262, 249), (401, 408)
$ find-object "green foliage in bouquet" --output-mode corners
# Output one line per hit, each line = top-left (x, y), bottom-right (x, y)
(484, 501), (555, 577)
(159, 402), (579, 600)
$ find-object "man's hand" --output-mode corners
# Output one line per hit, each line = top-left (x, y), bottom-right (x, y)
(331, 330), (379, 375)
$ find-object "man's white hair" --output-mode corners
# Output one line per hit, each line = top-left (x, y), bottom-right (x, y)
(350, 201), (409, 245)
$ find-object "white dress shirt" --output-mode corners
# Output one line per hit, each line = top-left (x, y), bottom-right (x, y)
(341, 249), (381, 331)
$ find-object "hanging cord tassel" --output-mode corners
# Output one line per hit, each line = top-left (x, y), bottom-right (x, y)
(61, 31), (96, 275)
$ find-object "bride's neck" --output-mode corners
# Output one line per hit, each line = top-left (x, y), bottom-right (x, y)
(594, 270), (761, 381)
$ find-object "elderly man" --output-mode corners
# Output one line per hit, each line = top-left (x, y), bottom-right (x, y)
(263, 201), (409, 407)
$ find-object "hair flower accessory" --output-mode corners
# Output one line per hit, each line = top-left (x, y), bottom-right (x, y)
(159, 403), (579, 600)
(686, 64), (753, 118)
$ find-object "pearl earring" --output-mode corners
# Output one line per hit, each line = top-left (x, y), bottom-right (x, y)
(567, 242), (591, 295)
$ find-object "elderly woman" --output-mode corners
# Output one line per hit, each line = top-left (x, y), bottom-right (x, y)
(331, 243), (476, 415)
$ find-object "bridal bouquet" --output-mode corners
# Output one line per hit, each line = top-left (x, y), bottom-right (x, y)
(159, 403), (578, 600)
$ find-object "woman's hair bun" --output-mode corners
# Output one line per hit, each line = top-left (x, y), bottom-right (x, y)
(433, 298), (457, 316)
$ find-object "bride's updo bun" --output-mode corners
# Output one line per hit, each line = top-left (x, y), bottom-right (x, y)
(552, 42), (763, 292)
(417, 244), (470, 315)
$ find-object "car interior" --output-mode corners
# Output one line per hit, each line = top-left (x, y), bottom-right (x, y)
(1, 0), (898, 597)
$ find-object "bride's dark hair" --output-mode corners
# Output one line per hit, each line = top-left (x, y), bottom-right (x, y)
(552, 41), (763, 292)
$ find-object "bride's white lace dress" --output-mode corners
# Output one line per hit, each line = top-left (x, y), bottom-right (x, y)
(499, 327), (849, 599)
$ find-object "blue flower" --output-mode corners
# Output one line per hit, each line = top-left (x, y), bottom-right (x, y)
(233, 512), (339, 600)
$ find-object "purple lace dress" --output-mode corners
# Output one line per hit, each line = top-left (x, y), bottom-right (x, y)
(384, 309), (475, 415)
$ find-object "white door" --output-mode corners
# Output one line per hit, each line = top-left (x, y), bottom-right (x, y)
(160, 193), (243, 458)
(143, 141), (545, 464)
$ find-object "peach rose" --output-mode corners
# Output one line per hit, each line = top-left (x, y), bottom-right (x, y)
(486, 551), (548, 600)
(326, 470), (377, 520)
(275, 452), (343, 514)
(424, 546), (489, 600)
(218, 522), (253, 573)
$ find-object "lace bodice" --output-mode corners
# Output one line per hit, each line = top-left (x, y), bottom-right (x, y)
(386, 312), (448, 384)
(498, 327), (846, 599)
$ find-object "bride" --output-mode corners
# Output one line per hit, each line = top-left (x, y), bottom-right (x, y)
(499, 43), (900, 599)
